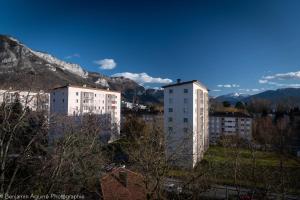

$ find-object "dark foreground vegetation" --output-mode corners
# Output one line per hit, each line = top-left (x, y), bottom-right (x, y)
(1, 98), (300, 199)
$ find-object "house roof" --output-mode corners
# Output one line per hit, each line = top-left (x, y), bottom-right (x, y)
(210, 112), (252, 118)
(51, 84), (121, 93)
(101, 168), (146, 200)
(162, 80), (208, 90)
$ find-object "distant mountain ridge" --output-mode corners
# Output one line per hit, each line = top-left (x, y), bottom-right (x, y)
(214, 88), (300, 107)
(214, 93), (250, 104)
(0, 35), (163, 104)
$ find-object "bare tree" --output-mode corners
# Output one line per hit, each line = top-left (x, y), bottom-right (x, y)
(36, 114), (109, 198)
(0, 90), (49, 195)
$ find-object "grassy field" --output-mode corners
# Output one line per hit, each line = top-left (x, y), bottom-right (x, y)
(204, 146), (300, 167)
(168, 145), (300, 194)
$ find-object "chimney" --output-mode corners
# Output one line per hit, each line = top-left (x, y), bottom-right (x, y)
(177, 79), (181, 83)
(119, 170), (128, 187)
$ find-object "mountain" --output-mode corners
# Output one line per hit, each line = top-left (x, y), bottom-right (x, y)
(0, 35), (91, 90)
(0, 35), (161, 104)
(214, 93), (250, 104)
(243, 88), (300, 106)
(214, 89), (300, 107)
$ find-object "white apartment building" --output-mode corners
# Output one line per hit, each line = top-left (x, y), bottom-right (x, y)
(163, 80), (209, 169)
(209, 112), (252, 143)
(0, 89), (50, 111)
(50, 84), (121, 142)
(121, 101), (147, 110)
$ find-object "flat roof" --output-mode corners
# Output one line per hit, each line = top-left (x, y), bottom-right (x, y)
(162, 80), (208, 90)
(51, 84), (121, 93)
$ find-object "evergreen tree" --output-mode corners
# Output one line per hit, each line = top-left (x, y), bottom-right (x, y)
(222, 101), (231, 107)
(235, 101), (245, 110)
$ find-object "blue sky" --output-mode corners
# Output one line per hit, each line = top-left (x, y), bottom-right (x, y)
(1, 0), (300, 96)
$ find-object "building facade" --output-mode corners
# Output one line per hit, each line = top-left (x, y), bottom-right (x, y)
(0, 89), (50, 112)
(163, 80), (209, 169)
(209, 112), (252, 143)
(50, 85), (121, 142)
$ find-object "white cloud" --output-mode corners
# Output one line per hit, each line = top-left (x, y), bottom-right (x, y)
(153, 87), (163, 90)
(65, 53), (80, 59)
(238, 88), (264, 92)
(144, 86), (163, 90)
(259, 70), (300, 88)
(258, 79), (268, 84)
(263, 71), (300, 81)
(94, 59), (117, 70)
(212, 89), (221, 92)
(251, 88), (260, 92)
(266, 81), (300, 88)
(112, 72), (172, 85)
(217, 84), (240, 88)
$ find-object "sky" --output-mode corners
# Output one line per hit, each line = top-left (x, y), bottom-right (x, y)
(1, 0), (300, 96)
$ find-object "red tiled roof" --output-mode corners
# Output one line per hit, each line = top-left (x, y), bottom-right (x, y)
(101, 168), (146, 200)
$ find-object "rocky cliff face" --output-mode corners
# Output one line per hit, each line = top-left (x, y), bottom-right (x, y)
(0, 35), (93, 90)
(0, 35), (162, 104)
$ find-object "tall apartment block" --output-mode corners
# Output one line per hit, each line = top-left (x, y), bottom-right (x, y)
(163, 80), (209, 169)
(50, 84), (121, 142)
(209, 112), (252, 143)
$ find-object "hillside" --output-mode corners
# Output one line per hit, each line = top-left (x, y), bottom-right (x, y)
(0, 35), (161, 104)
(214, 88), (300, 107)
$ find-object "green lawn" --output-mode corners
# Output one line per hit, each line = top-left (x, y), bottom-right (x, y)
(204, 146), (300, 168)
(168, 146), (300, 194)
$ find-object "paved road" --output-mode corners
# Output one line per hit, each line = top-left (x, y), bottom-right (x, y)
(164, 178), (300, 200)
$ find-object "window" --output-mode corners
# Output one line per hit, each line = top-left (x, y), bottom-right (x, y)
(169, 89), (173, 94)
(168, 127), (173, 132)
(184, 89), (188, 93)
(53, 98), (55, 102)
(184, 98), (188, 103)
(184, 118), (188, 123)
(168, 117), (173, 122)
(183, 108), (188, 113)
(62, 99), (64, 103)
(76, 99), (78, 103)
(53, 92), (55, 96)
(183, 128), (188, 133)
(76, 92), (78, 96)
(169, 98), (173, 104)
(168, 108), (173, 112)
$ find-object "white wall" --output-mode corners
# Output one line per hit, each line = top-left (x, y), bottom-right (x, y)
(164, 81), (208, 168)
(50, 86), (121, 141)
(50, 87), (68, 114)
(0, 89), (50, 112)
